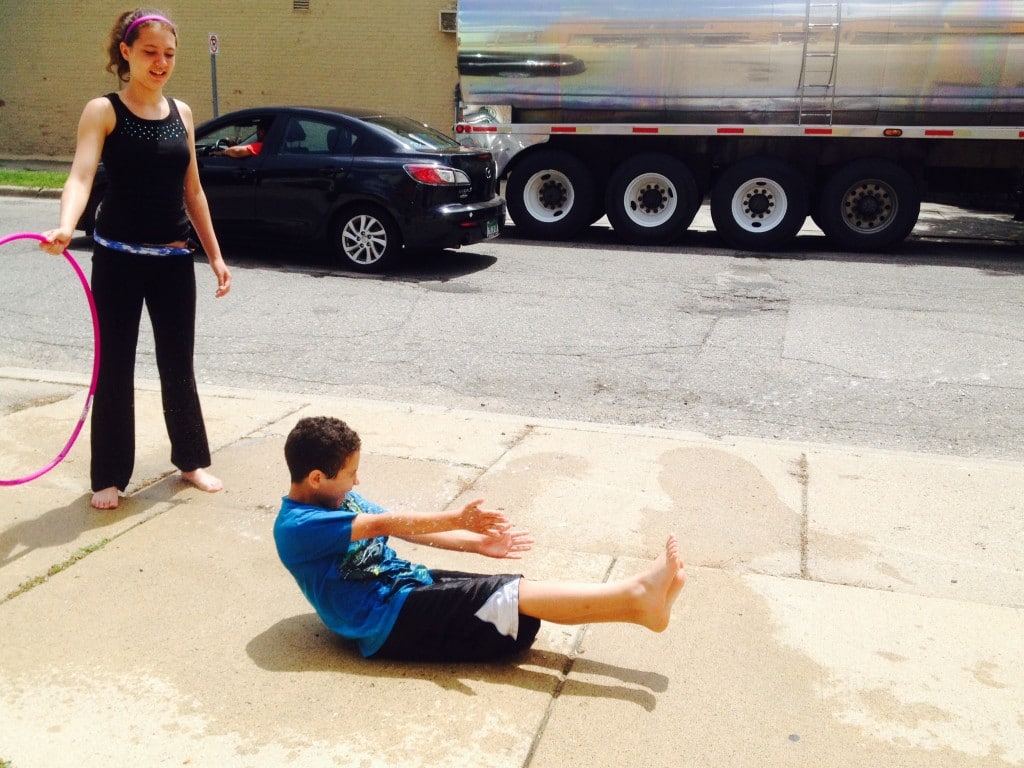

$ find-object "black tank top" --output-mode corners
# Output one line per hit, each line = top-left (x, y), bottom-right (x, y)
(95, 93), (191, 244)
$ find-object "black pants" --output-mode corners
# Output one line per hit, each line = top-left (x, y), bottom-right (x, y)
(89, 246), (211, 491)
(374, 571), (541, 662)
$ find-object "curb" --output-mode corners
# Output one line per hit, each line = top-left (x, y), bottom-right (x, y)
(0, 185), (62, 199)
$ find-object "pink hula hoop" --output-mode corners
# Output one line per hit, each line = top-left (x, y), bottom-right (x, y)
(0, 232), (101, 486)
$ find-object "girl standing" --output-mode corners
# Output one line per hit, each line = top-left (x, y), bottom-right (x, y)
(41, 9), (232, 510)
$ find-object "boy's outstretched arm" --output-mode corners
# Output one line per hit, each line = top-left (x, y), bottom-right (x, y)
(404, 527), (535, 559)
(350, 498), (509, 542)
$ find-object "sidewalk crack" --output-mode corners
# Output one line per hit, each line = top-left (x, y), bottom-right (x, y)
(521, 627), (588, 768)
(796, 452), (810, 579)
(521, 556), (614, 767)
(451, 423), (534, 501)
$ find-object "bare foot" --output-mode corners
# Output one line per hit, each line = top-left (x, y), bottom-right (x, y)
(181, 468), (223, 493)
(635, 534), (687, 632)
(91, 486), (120, 510)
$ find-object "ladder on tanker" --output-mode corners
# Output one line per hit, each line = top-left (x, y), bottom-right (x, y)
(798, 1), (841, 125)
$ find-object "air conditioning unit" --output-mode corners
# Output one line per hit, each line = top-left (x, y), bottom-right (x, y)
(439, 10), (457, 33)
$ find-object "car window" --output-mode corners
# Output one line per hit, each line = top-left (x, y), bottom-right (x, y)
(196, 121), (263, 153)
(362, 116), (460, 150)
(281, 118), (356, 155)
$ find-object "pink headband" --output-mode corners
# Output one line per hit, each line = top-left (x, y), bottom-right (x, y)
(124, 14), (174, 41)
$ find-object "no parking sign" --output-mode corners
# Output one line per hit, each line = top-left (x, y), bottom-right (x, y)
(209, 33), (220, 116)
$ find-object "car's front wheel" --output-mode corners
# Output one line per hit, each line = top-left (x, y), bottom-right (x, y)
(332, 205), (401, 273)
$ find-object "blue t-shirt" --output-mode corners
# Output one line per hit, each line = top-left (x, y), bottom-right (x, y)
(274, 491), (433, 656)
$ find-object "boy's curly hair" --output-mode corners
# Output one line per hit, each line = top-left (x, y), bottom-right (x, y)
(284, 416), (361, 483)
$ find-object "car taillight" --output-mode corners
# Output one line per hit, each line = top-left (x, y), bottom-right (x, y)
(403, 164), (471, 186)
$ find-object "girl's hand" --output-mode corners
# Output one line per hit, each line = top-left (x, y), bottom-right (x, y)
(478, 528), (534, 559)
(210, 257), (231, 298)
(39, 229), (73, 256)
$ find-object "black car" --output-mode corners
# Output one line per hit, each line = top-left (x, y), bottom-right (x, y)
(80, 106), (505, 272)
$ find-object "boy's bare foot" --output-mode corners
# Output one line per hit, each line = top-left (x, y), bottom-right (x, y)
(634, 534), (687, 632)
(91, 487), (120, 510)
(181, 468), (223, 493)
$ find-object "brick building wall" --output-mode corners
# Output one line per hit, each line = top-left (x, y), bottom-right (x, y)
(0, 1), (458, 159)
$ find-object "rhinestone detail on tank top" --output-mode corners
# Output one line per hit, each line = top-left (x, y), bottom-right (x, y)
(119, 114), (187, 141)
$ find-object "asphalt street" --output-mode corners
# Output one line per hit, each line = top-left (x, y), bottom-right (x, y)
(2, 192), (1023, 461)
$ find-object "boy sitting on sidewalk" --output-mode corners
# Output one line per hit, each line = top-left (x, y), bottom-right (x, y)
(274, 415), (687, 662)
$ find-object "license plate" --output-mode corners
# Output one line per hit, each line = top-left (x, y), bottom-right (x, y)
(485, 219), (500, 239)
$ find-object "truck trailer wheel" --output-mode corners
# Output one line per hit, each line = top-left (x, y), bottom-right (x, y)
(710, 156), (808, 250)
(505, 150), (597, 240)
(817, 159), (921, 251)
(605, 154), (700, 245)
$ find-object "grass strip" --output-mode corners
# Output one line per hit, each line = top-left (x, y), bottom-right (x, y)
(0, 170), (67, 189)
(2, 539), (111, 603)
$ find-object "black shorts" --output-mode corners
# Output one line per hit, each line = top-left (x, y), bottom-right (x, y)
(373, 570), (541, 662)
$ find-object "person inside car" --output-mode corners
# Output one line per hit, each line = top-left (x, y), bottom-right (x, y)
(217, 120), (270, 158)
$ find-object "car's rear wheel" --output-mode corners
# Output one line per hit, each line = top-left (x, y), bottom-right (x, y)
(332, 205), (401, 273)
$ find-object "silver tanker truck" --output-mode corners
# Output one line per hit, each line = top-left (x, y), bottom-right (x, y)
(454, 0), (1024, 251)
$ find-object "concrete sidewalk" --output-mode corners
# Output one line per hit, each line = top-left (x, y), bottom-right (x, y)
(0, 367), (1021, 767)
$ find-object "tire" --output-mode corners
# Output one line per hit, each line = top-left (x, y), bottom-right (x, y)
(604, 153), (700, 245)
(331, 205), (401, 273)
(710, 156), (808, 250)
(505, 150), (597, 240)
(817, 159), (921, 251)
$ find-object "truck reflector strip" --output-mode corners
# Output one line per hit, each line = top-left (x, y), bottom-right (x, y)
(455, 123), (1024, 140)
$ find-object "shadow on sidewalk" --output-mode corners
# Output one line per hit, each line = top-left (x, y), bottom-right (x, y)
(247, 613), (669, 710)
(0, 495), (160, 573)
